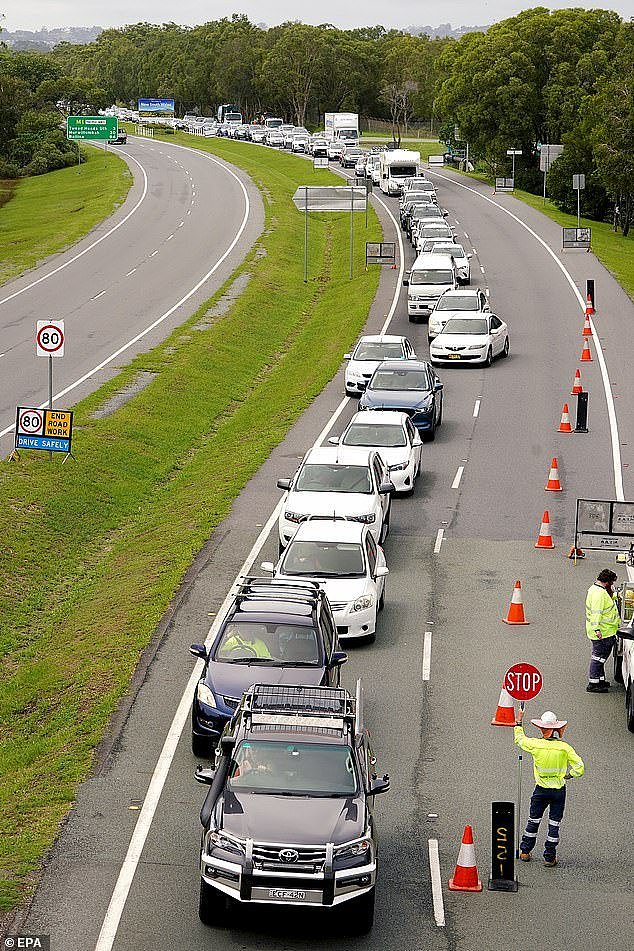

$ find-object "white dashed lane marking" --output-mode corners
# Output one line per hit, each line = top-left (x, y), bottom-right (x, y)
(473, 399), (481, 418)
(451, 466), (465, 489)
(433, 528), (444, 554)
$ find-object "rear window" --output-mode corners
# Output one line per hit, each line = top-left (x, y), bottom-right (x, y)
(410, 269), (453, 285)
(436, 296), (480, 311)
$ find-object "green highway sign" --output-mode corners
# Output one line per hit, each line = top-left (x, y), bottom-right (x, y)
(66, 116), (119, 141)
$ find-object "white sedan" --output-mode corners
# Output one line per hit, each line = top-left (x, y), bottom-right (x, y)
(262, 519), (388, 642)
(344, 334), (416, 395)
(428, 288), (489, 341)
(429, 314), (509, 366)
(330, 411), (422, 494)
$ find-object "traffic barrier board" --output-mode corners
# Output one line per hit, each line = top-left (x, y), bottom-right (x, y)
(36, 320), (64, 357)
(504, 663), (543, 702)
(15, 407), (73, 454)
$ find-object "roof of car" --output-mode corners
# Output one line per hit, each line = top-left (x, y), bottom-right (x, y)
(347, 410), (409, 426)
(287, 518), (366, 543)
(355, 334), (407, 344)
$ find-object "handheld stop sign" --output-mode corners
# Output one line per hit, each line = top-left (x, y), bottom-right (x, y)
(504, 663), (543, 702)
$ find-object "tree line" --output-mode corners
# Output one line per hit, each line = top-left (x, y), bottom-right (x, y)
(1, 9), (632, 232)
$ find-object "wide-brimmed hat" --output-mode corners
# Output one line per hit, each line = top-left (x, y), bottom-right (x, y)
(530, 711), (567, 730)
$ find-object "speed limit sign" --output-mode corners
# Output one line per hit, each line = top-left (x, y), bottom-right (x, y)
(36, 319), (65, 357)
(18, 408), (44, 435)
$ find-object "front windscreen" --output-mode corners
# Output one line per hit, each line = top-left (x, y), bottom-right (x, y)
(226, 113), (241, 122)
(213, 621), (320, 665)
(295, 464), (372, 494)
(266, 118), (283, 128)
(391, 165), (417, 178)
(343, 423), (407, 448)
(370, 369), (429, 392)
(353, 341), (403, 361)
(442, 318), (488, 335)
(282, 540), (365, 577)
(410, 270), (453, 285)
(436, 295), (480, 312)
(228, 740), (359, 796)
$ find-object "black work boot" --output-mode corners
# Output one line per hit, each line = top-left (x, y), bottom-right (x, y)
(586, 682), (610, 692)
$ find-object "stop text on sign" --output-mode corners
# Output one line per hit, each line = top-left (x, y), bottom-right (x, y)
(504, 663), (543, 702)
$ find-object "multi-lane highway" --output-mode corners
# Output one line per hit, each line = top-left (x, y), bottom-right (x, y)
(0, 138), (263, 454)
(15, 151), (634, 951)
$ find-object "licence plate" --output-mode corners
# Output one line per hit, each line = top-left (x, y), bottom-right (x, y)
(447, 353), (461, 359)
(269, 888), (306, 901)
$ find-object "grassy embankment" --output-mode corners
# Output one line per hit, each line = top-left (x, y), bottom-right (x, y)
(0, 135), (382, 913)
(0, 149), (132, 287)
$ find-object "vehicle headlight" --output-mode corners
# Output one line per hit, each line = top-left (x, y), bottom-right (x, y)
(389, 461), (409, 471)
(418, 396), (434, 409)
(468, 343), (486, 350)
(351, 594), (375, 613)
(206, 830), (245, 855)
(284, 510), (303, 523)
(429, 320), (443, 331)
(335, 836), (371, 858)
(409, 295), (421, 301)
(348, 513), (376, 524)
(197, 682), (217, 709)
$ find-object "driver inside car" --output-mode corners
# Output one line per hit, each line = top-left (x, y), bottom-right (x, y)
(217, 626), (272, 660)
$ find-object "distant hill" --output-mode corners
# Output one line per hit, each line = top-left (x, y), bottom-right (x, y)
(406, 23), (490, 38)
(2, 26), (103, 50)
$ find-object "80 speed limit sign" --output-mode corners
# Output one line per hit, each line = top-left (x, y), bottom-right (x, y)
(36, 319), (65, 357)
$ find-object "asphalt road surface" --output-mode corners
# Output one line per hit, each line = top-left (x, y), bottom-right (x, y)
(0, 137), (263, 455)
(17, 156), (634, 951)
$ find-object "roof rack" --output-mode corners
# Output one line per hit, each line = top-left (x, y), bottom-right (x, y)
(242, 684), (358, 734)
(234, 577), (322, 607)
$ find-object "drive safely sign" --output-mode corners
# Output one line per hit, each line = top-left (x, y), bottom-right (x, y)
(15, 407), (73, 453)
(504, 663), (543, 702)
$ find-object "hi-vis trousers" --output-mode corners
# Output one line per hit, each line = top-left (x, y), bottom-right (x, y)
(520, 785), (566, 860)
(588, 634), (616, 683)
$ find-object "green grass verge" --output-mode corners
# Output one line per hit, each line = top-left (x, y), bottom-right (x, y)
(0, 134), (381, 913)
(0, 149), (132, 287)
(512, 190), (634, 302)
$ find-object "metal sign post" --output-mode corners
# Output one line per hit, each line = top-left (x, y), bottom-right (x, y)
(36, 320), (65, 461)
(573, 174), (586, 228)
(304, 186), (308, 284)
(504, 663), (543, 861)
(350, 186), (354, 280)
(506, 149), (522, 181)
(292, 186), (367, 285)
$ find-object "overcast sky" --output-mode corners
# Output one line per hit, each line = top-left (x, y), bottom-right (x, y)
(4, 0), (633, 33)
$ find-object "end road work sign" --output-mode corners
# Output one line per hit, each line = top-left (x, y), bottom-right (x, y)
(15, 407), (73, 454)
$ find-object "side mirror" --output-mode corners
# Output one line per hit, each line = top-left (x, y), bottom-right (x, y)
(467, 253), (473, 259)
(260, 561), (275, 573)
(412, 434), (422, 446)
(379, 480), (395, 495)
(328, 436), (340, 445)
(277, 478), (291, 491)
(442, 210), (448, 216)
(343, 353), (351, 361)
(189, 643), (208, 660)
(330, 650), (348, 667)
(220, 734), (235, 754)
(195, 766), (216, 784)
(618, 625), (634, 640)
(434, 381), (443, 392)
(375, 565), (389, 578)
(402, 279), (409, 286)
(370, 774), (390, 795)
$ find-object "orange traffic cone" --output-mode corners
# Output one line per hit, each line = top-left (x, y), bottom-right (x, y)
(586, 293), (594, 316)
(558, 403), (572, 433)
(580, 337), (593, 362)
(545, 457), (563, 491)
(503, 580), (530, 624)
(535, 510), (555, 549)
(582, 313), (593, 337)
(448, 825), (483, 892)
(491, 685), (517, 726)
(571, 369), (582, 395)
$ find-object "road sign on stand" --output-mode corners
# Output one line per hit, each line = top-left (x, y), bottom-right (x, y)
(562, 227), (591, 250)
(14, 407), (73, 456)
(495, 178), (514, 193)
(67, 116), (119, 142)
(36, 320), (65, 357)
(313, 156), (329, 169)
(504, 663), (543, 702)
(366, 242), (396, 266)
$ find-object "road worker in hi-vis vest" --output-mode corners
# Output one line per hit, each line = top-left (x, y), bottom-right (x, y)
(514, 707), (584, 867)
(585, 568), (620, 692)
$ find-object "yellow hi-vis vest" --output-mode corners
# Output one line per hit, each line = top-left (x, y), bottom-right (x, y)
(585, 583), (620, 640)
(514, 727), (585, 789)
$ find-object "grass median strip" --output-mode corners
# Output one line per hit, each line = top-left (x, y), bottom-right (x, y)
(0, 136), (381, 914)
(0, 148), (132, 287)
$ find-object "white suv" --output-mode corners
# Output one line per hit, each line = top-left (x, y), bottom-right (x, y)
(276, 446), (394, 551)
(263, 519), (388, 642)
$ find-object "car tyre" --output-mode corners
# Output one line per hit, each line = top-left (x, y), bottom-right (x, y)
(485, 346), (493, 367)
(378, 586), (385, 611)
(627, 683), (634, 734)
(199, 878), (230, 927)
(436, 398), (443, 427)
(423, 421), (436, 443)
(614, 648), (624, 684)
(380, 509), (390, 543)
(343, 888), (375, 934)
(502, 337), (510, 358)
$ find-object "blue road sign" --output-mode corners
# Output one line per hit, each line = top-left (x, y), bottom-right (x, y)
(138, 98), (175, 115)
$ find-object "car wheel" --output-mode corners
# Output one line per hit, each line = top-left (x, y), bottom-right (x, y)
(428, 335), (434, 344)
(614, 647), (624, 684)
(378, 586), (385, 611)
(627, 684), (634, 734)
(502, 336), (510, 358)
(485, 346), (493, 367)
(423, 421), (436, 443)
(199, 878), (230, 927)
(278, 540), (285, 557)
(342, 887), (375, 935)
(192, 734), (210, 759)
(436, 397), (443, 427)
(380, 510), (390, 543)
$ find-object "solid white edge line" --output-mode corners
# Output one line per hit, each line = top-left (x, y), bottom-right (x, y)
(451, 466), (464, 490)
(0, 151), (148, 307)
(0, 144), (252, 442)
(125, 268), (136, 277)
(429, 169), (624, 501)
(93, 162), (405, 950)
(473, 399), (481, 418)
(422, 631), (432, 681)
(428, 839), (446, 927)
(92, 290), (107, 301)
(433, 528), (444, 554)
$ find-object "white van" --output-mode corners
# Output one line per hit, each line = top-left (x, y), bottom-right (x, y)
(379, 150), (421, 196)
(404, 253), (457, 322)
